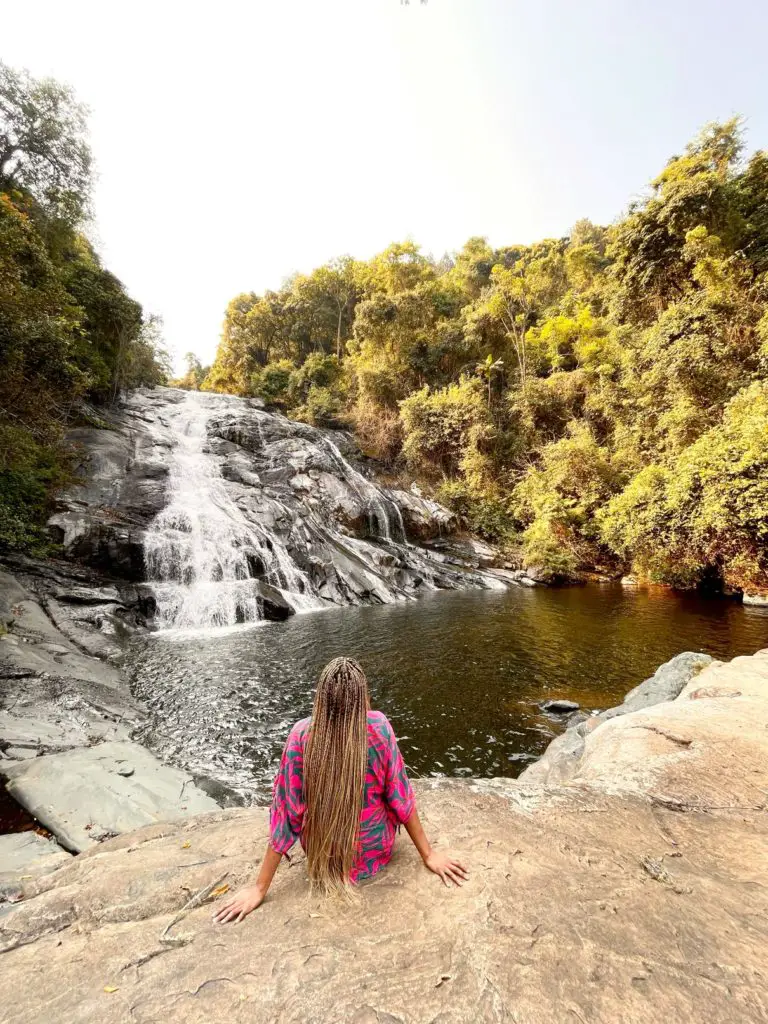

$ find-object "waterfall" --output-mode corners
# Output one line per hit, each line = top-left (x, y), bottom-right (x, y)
(320, 437), (406, 543)
(144, 392), (320, 629)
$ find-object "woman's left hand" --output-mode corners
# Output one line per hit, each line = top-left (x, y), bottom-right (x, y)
(213, 884), (266, 923)
(424, 850), (469, 887)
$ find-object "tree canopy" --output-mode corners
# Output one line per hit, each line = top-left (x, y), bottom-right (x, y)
(201, 119), (768, 594)
(0, 62), (168, 552)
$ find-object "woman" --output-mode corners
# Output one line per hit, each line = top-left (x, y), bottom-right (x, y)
(214, 656), (468, 923)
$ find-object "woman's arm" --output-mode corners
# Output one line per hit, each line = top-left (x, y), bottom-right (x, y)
(404, 808), (469, 887)
(215, 725), (305, 924)
(379, 715), (469, 888)
(213, 843), (282, 924)
(403, 806), (468, 888)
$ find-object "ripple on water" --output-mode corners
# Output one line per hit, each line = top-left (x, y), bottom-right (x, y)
(127, 585), (768, 802)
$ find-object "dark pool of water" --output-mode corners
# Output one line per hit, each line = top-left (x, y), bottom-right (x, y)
(128, 585), (768, 800)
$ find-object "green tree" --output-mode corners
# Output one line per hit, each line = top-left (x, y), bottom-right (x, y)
(0, 62), (165, 553)
(0, 60), (91, 222)
(201, 119), (768, 591)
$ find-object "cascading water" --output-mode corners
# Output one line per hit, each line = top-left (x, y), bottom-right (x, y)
(320, 437), (406, 543)
(144, 392), (320, 629)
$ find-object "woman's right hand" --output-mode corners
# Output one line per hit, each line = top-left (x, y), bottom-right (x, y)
(213, 884), (266, 924)
(424, 850), (469, 887)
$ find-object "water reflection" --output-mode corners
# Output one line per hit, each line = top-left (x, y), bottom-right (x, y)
(128, 585), (768, 800)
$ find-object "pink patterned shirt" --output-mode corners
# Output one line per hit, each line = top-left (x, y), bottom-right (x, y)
(269, 710), (416, 882)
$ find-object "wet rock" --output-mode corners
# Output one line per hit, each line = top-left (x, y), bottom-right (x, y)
(47, 387), (505, 623)
(2, 740), (221, 853)
(382, 488), (456, 541)
(541, 699), (580, 713)
(520, 651), (714, 786)
(253, 581), (295, 622)
(51, 584), (122, 604)
(48, 515), (147, 580)
(743, 592), (768, 606)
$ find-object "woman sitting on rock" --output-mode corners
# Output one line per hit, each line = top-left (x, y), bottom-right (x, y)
(214, 656), (468, 922)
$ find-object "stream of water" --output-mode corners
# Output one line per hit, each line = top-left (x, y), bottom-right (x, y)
(143, 393), (320, 628)
(129, 584), (768, 801)
(141, 392), (413, 629)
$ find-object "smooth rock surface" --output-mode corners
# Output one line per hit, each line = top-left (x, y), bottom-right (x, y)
(0, 564), (144, 771)
(0, 832), (70, 884)
(1, 650), (767, 1022)
(0, 571), (32, 630)
(2, 741), (221, 854)
(0, 564), (227, 854)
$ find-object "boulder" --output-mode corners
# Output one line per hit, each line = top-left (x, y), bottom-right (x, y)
(520, 651), (714, 786)
(600, 650), (713, 721)
(523, 563), (557, 584)
(540, 698), (580, 713)
(2, 741), (221, 854)
(253, 581), (295, 622)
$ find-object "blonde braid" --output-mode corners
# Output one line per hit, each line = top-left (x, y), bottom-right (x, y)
(303, 657), (369, 896)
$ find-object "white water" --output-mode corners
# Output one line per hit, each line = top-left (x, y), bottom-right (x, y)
(320, 436), (406, 543)
(144, 392), (320, 629)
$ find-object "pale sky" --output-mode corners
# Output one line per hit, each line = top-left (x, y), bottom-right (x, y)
(5, 1), (768, 372)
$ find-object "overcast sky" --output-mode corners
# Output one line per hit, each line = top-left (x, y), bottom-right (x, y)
(5, 0), (768, 371)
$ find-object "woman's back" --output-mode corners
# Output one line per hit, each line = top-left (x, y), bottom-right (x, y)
(269, 710), (415, 882)
(214, 657), (467, 924)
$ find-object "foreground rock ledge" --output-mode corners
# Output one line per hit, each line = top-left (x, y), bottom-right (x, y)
(2, 652), (768, 1024)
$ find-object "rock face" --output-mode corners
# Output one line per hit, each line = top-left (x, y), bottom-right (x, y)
(1, 649), (767, 1023)
(48, 388), (507, 629)
(381, 488), (456, 540)
(519, 651), (715, 787)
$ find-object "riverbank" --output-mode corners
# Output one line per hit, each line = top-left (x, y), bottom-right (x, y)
(0, 561), (223, 869)
(1, 647), (767, 1022)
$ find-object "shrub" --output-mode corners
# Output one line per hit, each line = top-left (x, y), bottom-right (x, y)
(249, 360), (295, 407)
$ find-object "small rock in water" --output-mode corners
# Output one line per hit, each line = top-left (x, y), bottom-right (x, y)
(541, 699), (580, 714)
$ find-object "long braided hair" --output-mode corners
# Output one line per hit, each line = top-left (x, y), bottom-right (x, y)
(303, 657), (370, 895)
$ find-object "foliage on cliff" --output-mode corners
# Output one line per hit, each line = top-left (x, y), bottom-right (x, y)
(202, 120), (768, 592)
(0, 61), (168, 551)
